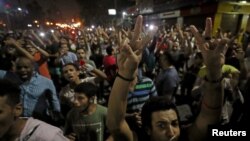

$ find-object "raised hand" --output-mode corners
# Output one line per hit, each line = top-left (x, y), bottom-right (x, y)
(117, 16), (143, 79)
(117, 15), (156, 79)
(190, 18), (229, 81)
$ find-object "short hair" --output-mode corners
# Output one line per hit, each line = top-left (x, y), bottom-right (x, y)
(195, 52), (203, 60)
(0, 79), (20, 106)
(62, 63), (80, 71)
(162, 51), (175, 65)
(74, 82), (97, 98)
(106, 46), (113, 55)
(15, 56), (35, 65)
(76, 47), (87, 53)
(141, 96), (180, 130)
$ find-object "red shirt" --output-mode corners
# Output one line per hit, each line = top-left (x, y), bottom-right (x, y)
(103, 55), (117, 82)
(103, 55), (116, 68)
(34, 53), (51, 79)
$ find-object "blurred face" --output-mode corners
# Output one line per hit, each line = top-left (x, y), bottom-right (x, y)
(73, 93), (91, 111)
(60, 38), (68, 44)
(172, 43), (179, 51)
(78, 37), (85, 46)
(76, 49), (86, 59)
(59, 44), (69, 55)
(25, 44), (37, 55)
(159, 54), (167, 68)
(149, 109), (180, 141)
(5, 45), (16, 55)
(62, 65), (79, 82)
(0, 96), (15, 138)
(15, 58), (34, 81)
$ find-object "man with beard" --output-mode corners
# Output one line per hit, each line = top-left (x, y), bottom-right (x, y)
(0, 56), (61, 122)
(64, 82), (111, 141)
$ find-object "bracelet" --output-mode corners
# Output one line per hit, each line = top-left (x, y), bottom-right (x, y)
(116, 73), (134, 82)
(204, 76), (223, 83)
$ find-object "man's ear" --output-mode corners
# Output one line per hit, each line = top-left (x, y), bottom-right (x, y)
(14, 103), (22, 117)
(89, 96), (95, 103)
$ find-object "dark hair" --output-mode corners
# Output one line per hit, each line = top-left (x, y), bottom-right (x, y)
(62, 63), (80, 71)
(162, 51), (175, 65)
(106, 46), (113, 55)
(16, 56), (35, 65)
(141, 97), (180, 130)
(76, 47), (87, 53)
(195, 52), (203, 60)
(0, 79), (20, 106)
(74, 82), (97, 98)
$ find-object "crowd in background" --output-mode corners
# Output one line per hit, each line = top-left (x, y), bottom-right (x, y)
(0, 15), (250, 141)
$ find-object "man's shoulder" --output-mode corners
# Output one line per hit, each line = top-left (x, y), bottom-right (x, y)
(96, 104), (108, 115)
(22, 118), (68, 141)
(97, 104), (107, 111)
(33, 73), (53, 83)
(67, 108), (79, 117)
(25, 117), (59, 130)
(139, 76), (154, 83)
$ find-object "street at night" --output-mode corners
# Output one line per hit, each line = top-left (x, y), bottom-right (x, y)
(0, 0), (249, 141)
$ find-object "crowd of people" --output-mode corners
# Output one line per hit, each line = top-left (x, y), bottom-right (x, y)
(0, 15), (249, 141)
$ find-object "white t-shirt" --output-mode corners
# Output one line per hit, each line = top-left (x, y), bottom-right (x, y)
(59, 77), (96, 106)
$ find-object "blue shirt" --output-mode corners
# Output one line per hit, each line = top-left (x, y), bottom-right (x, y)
(0, 70), (60, 117)
(60, 52), (78, 66)
(156, 66), (180, 97)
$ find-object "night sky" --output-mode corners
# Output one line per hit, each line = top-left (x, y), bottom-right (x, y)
(5, 0), (81, 19)
(37, 0), (80, 19)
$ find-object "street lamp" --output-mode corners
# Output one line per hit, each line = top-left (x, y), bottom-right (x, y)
(122, 11), (127, 18)
(27, 24), (32, 27)
(108, 9), (117, 15)
(17, 7), (22, 11)
(239, 1), (247, 3)
(108, 9), (117, 26)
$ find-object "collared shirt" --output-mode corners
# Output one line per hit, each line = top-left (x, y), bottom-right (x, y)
(0, 70), (60, 117)
(60, 52), (78, 66)
(17, 117), (69, 141)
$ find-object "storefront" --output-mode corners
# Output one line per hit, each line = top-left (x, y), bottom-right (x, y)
(144, 10), (180, 27)
(213, 2), (250, 35)
(180, 3), (218, 29)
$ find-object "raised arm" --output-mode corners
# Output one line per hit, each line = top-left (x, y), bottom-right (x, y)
(28, 40), (50, 58)
(188, 18), (228, 141)
(5, 38), (34, 61)
(107, 15), (145, 141)
(30, 30), (46, 47)
(82, 64), (108, 82)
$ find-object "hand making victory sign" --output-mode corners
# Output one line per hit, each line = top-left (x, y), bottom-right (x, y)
(190, 18), (229, 81)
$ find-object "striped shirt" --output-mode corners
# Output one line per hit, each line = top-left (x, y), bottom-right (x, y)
(127, 77), (157, 113)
